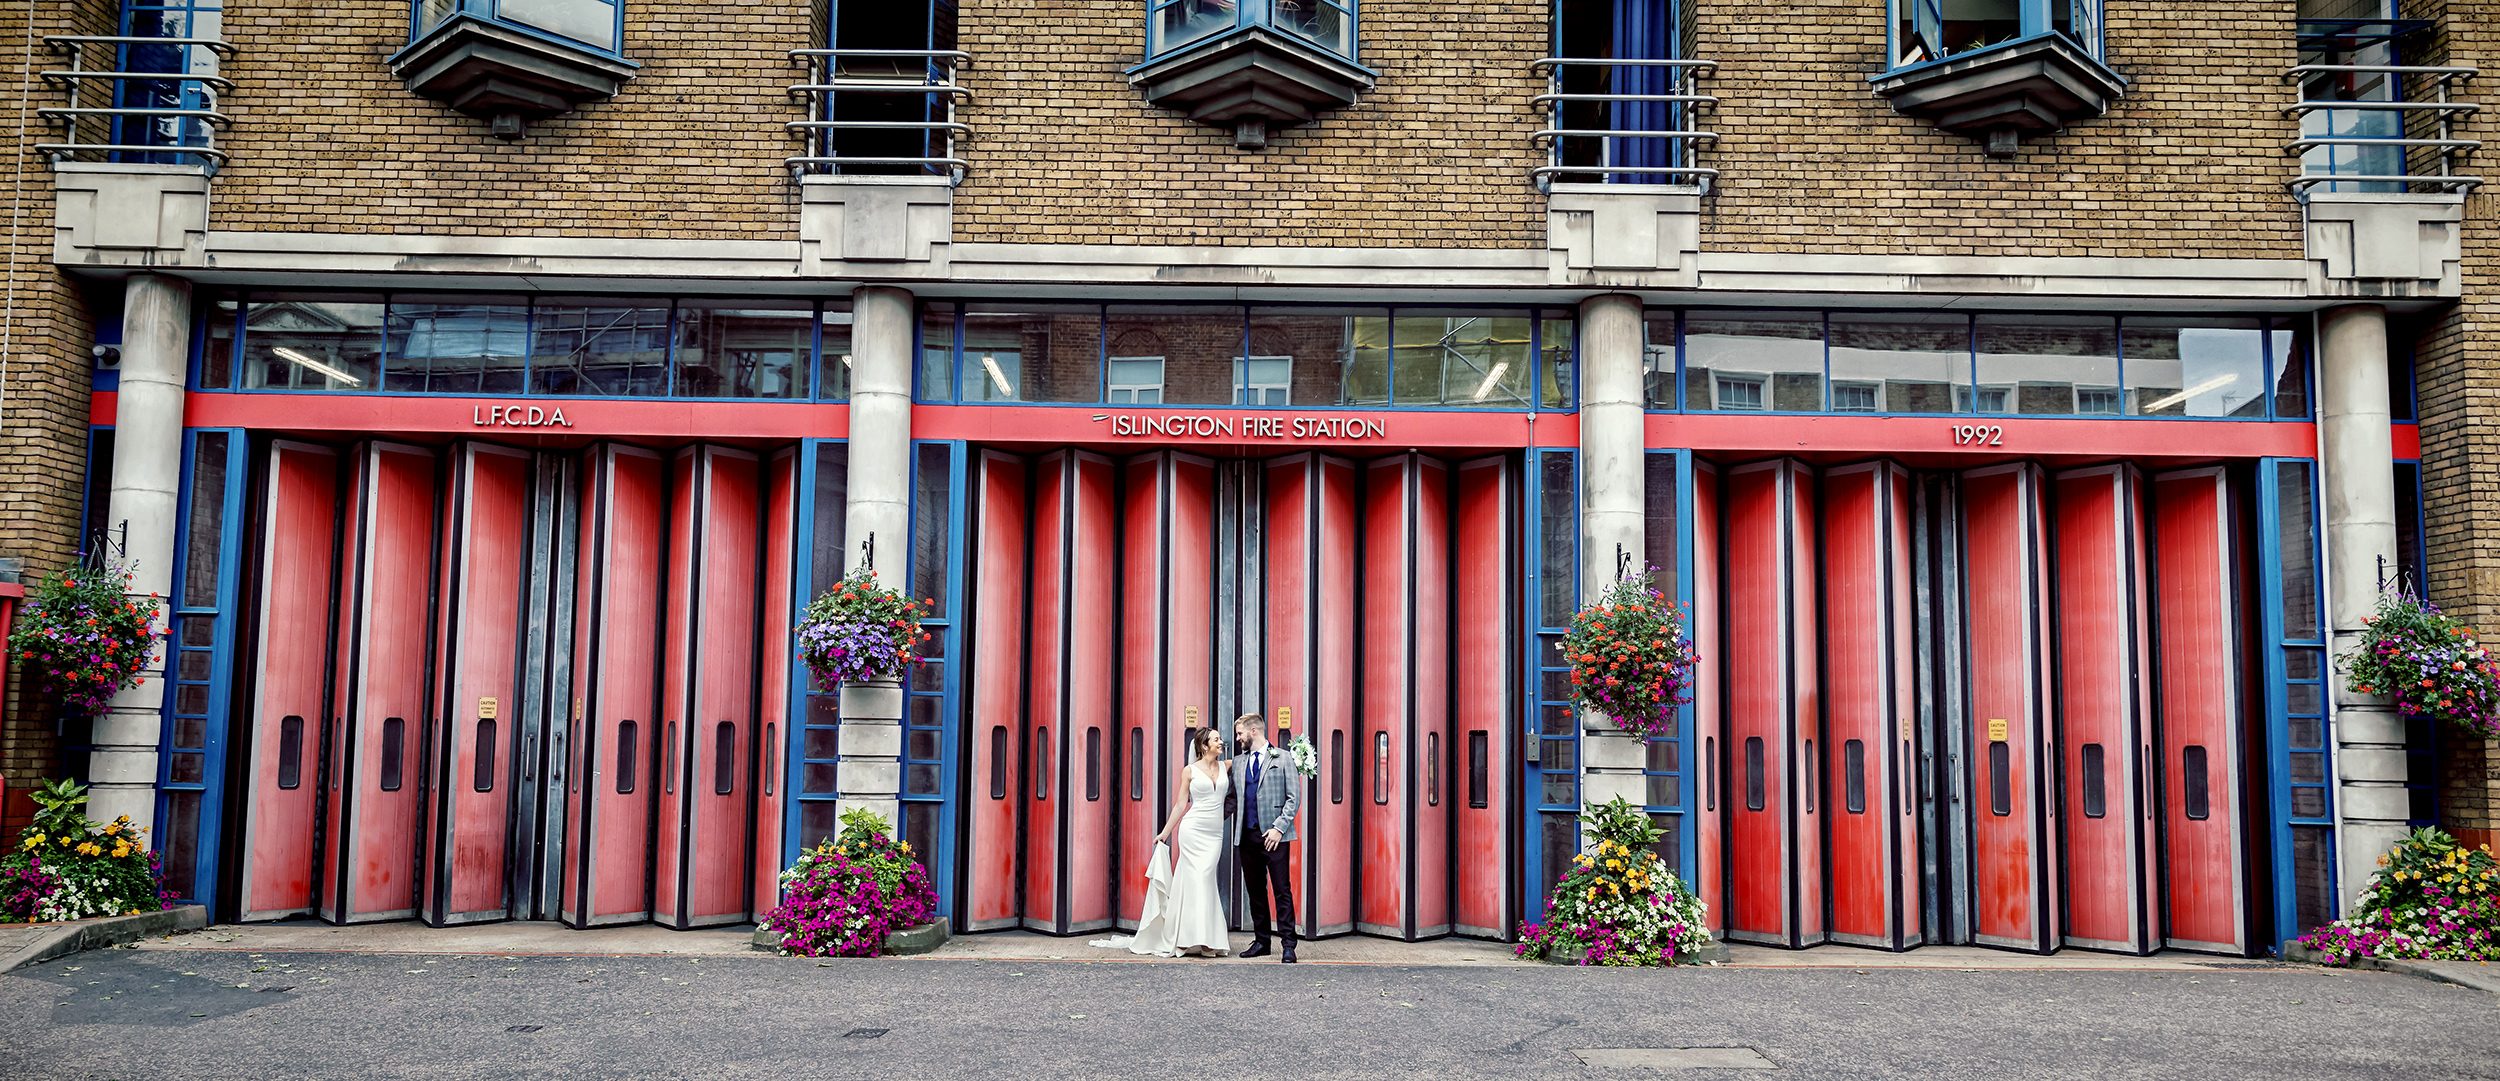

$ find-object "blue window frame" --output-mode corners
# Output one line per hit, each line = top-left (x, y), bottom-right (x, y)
(1890, 0), (2103, 70)
(900, 440), (966, 908)
(156, 428), (246, 912)
(786, 440), (850, 857)
(412, 0), (623, 55)
(2257, 458), (2334, 952)
(916, 302), (1573, 410)
(114, 0), (224, 164)
(2295, 7), (2420, 194)
(1641, 450), (1697, 880)
(193, 292), (850, 402)
(1148, 0), (1355, 61)
(1642, 308), (2315, 420)
(1540, 0), (1708, 188)
(1524, 448), (1581, 921)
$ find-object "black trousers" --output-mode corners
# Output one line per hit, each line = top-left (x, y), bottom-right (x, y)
(1237, 836), (1298, 946)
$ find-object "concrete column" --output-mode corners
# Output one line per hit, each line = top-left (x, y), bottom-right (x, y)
(2318, 303), (2407, 909)
(835, 285), (916, 835)
(87, 274), (190, 831)
(1576, 293), (1649, 814)
(844, 285), (916, 589)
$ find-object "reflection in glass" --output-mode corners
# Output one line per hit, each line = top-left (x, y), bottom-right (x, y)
(1392, 311), (1532, 408)
(529, 304), (671, 396)
(1148, 0), (1237, 55)
(2271, 317), (2310, 418)
(1539, 453), (1576, 626)
(962, 307), (1102, 403)
(1829, 313), (1967, 414)
(1276, 0), (1352, 55)
(674, 304), (810, 399)
(1684, 311), (1823, 411)
(918, 303), (956, 401)
(1642, 453), (1678, 599)
(1641, 315), (1676, 408)
(1540, 316), (1576, 408)
(385, 301), (528, 394)
(1106, 307), (1241, 405)
(2276, 460), (2322, 634)
(1247, 308), (1391, 406)
(1974, 314), (2118, 415)
(2123, 317), (2267, 418)
(818, 308), (854, 401)
(201, 298), (239, 389)
(241, 296), (382, 391)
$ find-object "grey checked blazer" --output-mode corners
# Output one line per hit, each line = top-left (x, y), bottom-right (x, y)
(1228, 743), (1302, 844)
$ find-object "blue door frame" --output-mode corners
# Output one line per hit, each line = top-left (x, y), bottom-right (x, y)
(2256, 456), (2334, 952)
(1522, 448), (1581, 923)
(155, 427), (246, 913)
(902, 439), (967, 910)
(778, 438), (963, 914)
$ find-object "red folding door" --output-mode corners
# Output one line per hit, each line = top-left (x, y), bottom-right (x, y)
(2151, 467), (2250, 955)
(239, 441), (341, 921)
(1821, 462), (1921, 950)
(1719, 459), (1822, 948)
(320, 442), (437, 924)
(1958, 463), (2059, 954)
(2051, 464), (2158, 954)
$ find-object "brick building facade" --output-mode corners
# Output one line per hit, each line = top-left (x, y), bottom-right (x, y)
(2, 0), (2489, 954)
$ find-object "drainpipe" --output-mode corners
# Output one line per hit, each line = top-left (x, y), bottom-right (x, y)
(87, 273), (190, 832)
(1576, 293), (1648, 817)
(835, 285), (916, 837)
(2317, 302), (2406, 912)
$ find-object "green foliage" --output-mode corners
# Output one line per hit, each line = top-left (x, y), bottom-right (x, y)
(3, 778), (172, 923)
(1516, 797), (1713, 967)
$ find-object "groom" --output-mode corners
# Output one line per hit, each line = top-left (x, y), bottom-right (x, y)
(1230, 712), (1301, 963)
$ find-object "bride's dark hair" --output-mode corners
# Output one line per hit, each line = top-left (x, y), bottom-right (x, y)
(1192, 727), (1222, 759)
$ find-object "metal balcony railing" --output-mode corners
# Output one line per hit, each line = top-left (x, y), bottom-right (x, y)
(38, 35), (235, 171)
(787, 49), (971, 185)
(1529, 57), (1718, 192)
(2285, 63), (2482, 194)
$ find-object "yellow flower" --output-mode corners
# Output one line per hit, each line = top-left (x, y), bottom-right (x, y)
(1606, 858), (1622, 870)
(111, 845), (131, 859)
(23, 833), (42, 849)
(1586, 887), (1598, 901)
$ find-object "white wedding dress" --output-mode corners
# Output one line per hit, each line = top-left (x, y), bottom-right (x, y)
(1091, 764), (1230, 958)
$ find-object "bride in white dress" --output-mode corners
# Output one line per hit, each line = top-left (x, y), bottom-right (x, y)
(1090, 728), (1232, 958)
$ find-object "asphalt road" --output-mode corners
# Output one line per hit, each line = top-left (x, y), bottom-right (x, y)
(3, 948), (2496, 1080)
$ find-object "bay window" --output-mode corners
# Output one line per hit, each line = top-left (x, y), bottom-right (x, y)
(1892, 0), (2101, 69)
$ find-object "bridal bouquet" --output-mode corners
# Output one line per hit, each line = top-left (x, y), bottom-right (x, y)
(1286, 734), (1319, 779)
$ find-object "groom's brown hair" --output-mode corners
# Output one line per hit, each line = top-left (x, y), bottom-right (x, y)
(1234, 712), (1265, 734)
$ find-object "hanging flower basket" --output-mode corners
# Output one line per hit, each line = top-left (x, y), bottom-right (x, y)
(1561, 567), (1698, 739)
(795, 569), (931, 688)
(2343, 591), (2500, 740)
(6, 555), (161, 718)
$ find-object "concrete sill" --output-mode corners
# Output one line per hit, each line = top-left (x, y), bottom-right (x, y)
(1871, 34), (2126, 154)
(0, 905), (209, 974)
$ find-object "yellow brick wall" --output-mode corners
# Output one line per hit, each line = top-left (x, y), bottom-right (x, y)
(193, 0), (2326, 256)
(1694, 0), (2305, 257)
(2405, 0), (2500, 840)
(950, 1), (1547, 247)
(210, 0), (808, 237)
(1, 0), (117, 832)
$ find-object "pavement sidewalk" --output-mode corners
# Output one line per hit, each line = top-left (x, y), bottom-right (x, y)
(141, 919), (2275, 973)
